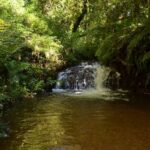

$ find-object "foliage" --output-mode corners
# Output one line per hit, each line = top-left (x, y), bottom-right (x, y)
(0, 0), (150, 101)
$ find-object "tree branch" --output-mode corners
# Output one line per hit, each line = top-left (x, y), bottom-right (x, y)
(72, 0), (87, 32)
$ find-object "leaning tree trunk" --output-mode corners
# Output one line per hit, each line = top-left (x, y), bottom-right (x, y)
(133, 0), (140, 17)
(72, 0), (87, 32)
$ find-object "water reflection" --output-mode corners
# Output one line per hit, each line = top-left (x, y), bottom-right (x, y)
(18, 99), (70, 150)
(1, 94), (150, 150)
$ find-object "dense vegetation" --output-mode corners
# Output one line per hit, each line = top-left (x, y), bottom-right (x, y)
(0, 0), (150, 104)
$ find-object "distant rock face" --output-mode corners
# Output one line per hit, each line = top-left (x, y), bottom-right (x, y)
(55, 62), (99, 90)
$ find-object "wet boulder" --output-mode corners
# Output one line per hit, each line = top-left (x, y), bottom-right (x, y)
(0, 104), (3, 115)
(0, 103), (3, 110)
(105, 70), (120, 90)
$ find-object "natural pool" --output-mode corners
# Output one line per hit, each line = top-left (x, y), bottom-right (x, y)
(0, 92), (150, 150)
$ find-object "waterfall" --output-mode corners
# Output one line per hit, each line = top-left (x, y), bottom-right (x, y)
(53, 62), (111, 92)
(95, 66), (111, 90)
(52, 62), (128, 101)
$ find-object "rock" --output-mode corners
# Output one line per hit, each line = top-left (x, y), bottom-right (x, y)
(105, 70), (120, 89)
(0, 104), (3, 110)
(0, 104), (3, 115)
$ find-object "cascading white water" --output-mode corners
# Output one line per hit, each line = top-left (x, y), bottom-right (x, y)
(78, 65), (111, 98)
(53, 62), (110, 92)
(52, 62), (129, 101)
(95, 66), (111, 91)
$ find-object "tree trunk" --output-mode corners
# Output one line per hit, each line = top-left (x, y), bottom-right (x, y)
(133, 0), (140, 17)
(72, 0), (87, 32)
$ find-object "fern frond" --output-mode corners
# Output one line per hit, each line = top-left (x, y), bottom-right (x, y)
(141, 51), (150, 64)
(127, 28), (149, 61)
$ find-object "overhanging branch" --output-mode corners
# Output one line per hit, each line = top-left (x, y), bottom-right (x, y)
(72, 0), (87, 32)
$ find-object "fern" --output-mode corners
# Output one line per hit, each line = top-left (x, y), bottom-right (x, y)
(141, 51), (150, 64)
(136, 51), (150, 71)
(127, 28), (149, 62)
(96, 31), (129, 64)
(146, 73), (150, 87)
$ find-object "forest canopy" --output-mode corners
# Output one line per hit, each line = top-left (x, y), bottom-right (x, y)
(1, 0), (150, 101)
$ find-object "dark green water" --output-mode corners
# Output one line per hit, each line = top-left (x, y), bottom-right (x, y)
(1, 93), (150, 150)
